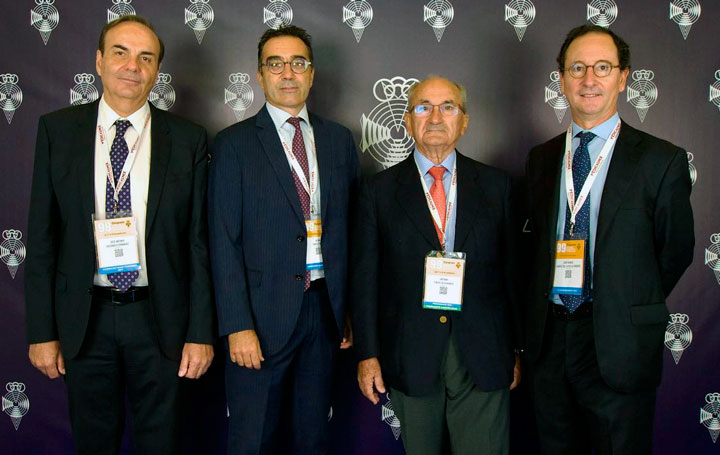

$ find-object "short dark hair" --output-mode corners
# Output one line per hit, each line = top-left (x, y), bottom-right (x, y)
(257, 25), (313, 70)
(98, 15), (165, 63)
(557, 25), (630, 73)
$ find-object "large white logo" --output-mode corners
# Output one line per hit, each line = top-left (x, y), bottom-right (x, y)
(1, 229), (25, 279)
(264, 0), (293, 30)
(360, 77), (419, 168)
(2, 382), (29, 431)
(664, 313), (692, 364)
(544, 71), (569, 123)
(709, 70), (720, 113)
(224, 73), (254, 122)
(705, 233), (720, 286)
(669, 0), (701, 40)
(381, 394), (401, 440)
(185, 0), (214, 45)
(0, 74), (23, 125)
(70, 73), (99, 106)
(107, 0), (135, 23)
(30, 0), (59, 45)
(149, 73), (175, 111)
(700, 393), (720, 443)
(586, 0), (617, 28)
(423, 0), (454, 42)
(627, 70), (657, 123)
(687, 152), (697, 186)
(342, 0), (373, 43)
(504, 0), (535, 42)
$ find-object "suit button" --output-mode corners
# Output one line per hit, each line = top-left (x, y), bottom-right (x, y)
(295, 274), (303, 281)
(297, 235), (305, 242)
(439, 316), (448, 324)
(87, 288), (93, 295)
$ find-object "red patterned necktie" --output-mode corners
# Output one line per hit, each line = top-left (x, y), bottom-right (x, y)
(287, 117), (311, 291)
(428, 166), (447, 246)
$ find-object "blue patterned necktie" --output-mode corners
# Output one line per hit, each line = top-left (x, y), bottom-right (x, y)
(560, 131), (595, 312)
(105, 119), (139, 292)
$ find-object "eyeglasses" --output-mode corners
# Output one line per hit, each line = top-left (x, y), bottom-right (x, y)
(410, 103), (463, 117)
(565, 60), (620, 78)
(261, 57), (312, 74)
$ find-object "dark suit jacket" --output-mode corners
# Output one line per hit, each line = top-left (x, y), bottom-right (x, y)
(525, 121), (694, 392)
(208, 105), (359, 356)
(25, 101), (215, 360)
(350, 152), (520, 396)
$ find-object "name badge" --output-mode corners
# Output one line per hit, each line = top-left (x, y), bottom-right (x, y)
(305, 219), (323, 271)
(422, 251), (466, 311)
(93, 215), (141, 274)
(551, 240), (585, 295)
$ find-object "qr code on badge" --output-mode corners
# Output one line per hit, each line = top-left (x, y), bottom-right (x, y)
(114, 249), (124, 258)
(439, 286), (448, 295)
(564, 270), (572, 279)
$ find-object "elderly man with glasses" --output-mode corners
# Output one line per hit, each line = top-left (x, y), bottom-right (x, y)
(525, 25), (694, 454)
(350, 76), (522, 455)
(209, 25), (359, 454)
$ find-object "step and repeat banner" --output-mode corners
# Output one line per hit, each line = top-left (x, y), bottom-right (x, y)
(1, 1), (719, 453)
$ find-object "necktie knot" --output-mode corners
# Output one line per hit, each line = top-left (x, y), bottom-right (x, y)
(287, 117), (302, 129)
(428, 166), (445, 182)
(115, 119), (131, 137)
(577, 131), (595, 149)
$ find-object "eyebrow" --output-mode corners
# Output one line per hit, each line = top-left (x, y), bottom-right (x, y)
(111, 44), (157, 58)
(265, 54), (309, 60)
(416, 98), (457, 104)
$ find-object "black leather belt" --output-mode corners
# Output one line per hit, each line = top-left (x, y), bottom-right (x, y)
(308, 278), (326, 291)
(93, 286), (149, 304)
(549, 301), (593, 321)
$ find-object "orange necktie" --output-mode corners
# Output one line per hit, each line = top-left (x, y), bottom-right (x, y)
(428, 166), (447, 245)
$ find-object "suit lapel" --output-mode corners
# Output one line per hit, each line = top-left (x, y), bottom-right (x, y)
(395, 156), (443, 250)
(310, 114), (332, 223)
(76, 102), (99, 232)
(256, 106), (305, 224)
(146, 105), (171, 238)
(454, 153), (484, 252)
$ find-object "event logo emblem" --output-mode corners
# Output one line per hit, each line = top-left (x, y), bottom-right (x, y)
(224, 73), (254, 122)
(342, 0), (373, 43)
(627, 70), (657, 123)
(149, 73), (176, 111)
(504, 0), (535, 42)
(1, 229), (25, 279)
(664, 313), (692, 364)
(544, 71), (569, 123)
(185, 0), (214, 45)
(264, 0), (293, 30)
(705, 233), (720, 286)
(687, 152), (697, 186)
(107, 0), (135, 23)
(30, 0), (59, 45)
(709, 70), (720, 113)
(423, 0), (454, 42)
(381, 394), (401, 440)
(360, 77), (419, 168)
(669, 0), (701, 40)
(700, 393), (720, 443)
(586, 0), (617, 28)
(70, 73), (99, 106)
(0, 74), (23, 125)
(2, 382), (29, 431)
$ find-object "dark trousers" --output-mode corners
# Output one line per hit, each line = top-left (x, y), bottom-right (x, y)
(530, 306), (656, 455)
(225, 281), (338, 455)
(64, 295), (181, 455)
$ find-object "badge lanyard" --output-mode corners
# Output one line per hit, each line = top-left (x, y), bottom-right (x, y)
(278, 124), (318, 199)
(415, 160), (457, 251)
(97, 113), (151, 212)
(563, 119), (621, 234)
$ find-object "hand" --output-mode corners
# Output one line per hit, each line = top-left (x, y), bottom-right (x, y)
(357, 357), (386, 404)
(509, 354), (522, 390)
(340, 315), (353, 349)
(178, 343), (214, 379)
(228, 330), (264, 370)
(28, 341), (65, 379)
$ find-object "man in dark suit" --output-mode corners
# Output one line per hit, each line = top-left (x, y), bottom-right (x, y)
(525, 25), (694, 454)
(25, 15), (215, 454)
(350, 76), (521, 455)
(208, 25), (359, 453)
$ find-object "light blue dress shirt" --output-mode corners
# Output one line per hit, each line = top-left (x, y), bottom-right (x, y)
(551, 113), (619, 304)
(413, 149), (457, 252)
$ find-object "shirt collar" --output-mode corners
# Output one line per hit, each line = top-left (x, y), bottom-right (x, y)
(571, 112), (619, 141)
(265, 101), (310, 130)
(98, 96), (150, 134)
(413, 148), (456, 176)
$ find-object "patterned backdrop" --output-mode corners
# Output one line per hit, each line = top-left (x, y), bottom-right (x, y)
(1, 1), (719, 453)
